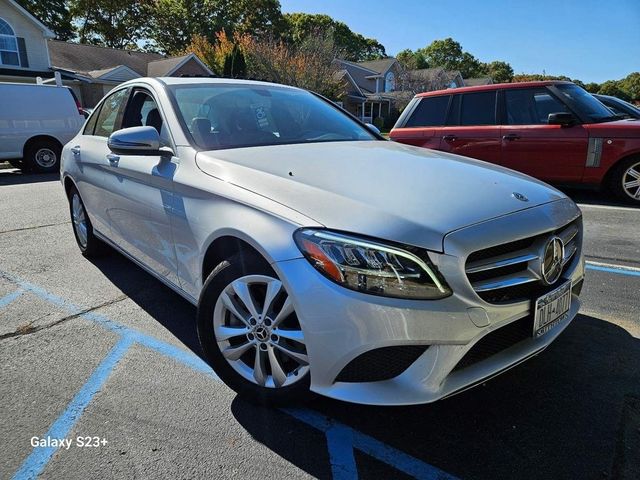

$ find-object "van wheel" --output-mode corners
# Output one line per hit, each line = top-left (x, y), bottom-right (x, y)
(608, 157), (640, 205)
(24, 139), (61, 173)
(197, 253), (311, 406)
(68, 186), (106, 257)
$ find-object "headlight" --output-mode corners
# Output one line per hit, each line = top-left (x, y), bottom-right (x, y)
(294, 229), (452, 300)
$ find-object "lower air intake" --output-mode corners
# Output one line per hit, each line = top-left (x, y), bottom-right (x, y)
(335, 345), (428, 383)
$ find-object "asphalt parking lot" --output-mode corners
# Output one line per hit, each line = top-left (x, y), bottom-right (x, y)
(1, 168), (639, 480)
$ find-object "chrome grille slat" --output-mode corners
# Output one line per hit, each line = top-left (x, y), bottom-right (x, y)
(472, 273), (538, 292)
(466, 251), (539, 274)
(465, 218), (582, 304)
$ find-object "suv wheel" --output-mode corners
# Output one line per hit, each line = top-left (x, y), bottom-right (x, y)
(197, 253), (310, 405)
(25, 139), (61, 173)
(609, 157), (640, 205)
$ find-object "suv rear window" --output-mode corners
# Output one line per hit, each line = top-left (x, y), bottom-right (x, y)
(404, 95), (450, 127)
(455, 91), (496, 125)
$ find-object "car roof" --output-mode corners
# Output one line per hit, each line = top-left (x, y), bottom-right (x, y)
(122, 76), (302, 91)
(415, 80), (574, 98)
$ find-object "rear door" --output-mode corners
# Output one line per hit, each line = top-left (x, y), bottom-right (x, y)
(438, 91), (502, 165)
(71, 87), (130, 236)
(389, 95), (450, 149)
(102, 87), (179, 286)
(500, 87), (588, 182)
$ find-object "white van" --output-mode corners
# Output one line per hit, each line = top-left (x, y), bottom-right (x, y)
(0, 83), (85, 172)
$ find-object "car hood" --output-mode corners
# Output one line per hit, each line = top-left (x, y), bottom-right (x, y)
(195, 141), (565, 252)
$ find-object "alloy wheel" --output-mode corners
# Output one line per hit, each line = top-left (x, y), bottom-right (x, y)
(71, 193), (88, 248)
(213, 275), (309, 388)
(622, 161), (640, 200)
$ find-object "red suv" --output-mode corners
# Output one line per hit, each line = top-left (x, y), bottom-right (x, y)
(390, 81), (640, 204)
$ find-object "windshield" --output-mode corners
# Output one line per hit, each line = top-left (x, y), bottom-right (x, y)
(554, 84), (618, 123)
(168, 83), (377, 150)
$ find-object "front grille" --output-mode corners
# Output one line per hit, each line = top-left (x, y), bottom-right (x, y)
(465, 218), (581, 304)
(335, 345), (429, 383)
(452, 315), (533, 371)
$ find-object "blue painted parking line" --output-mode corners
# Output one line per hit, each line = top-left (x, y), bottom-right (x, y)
(0, 288), (23, 308)
(586, 262), (640, 277)
(283, 408), (459, 480)
(12, 336), (134, 480)
(0, 269), (455, 480)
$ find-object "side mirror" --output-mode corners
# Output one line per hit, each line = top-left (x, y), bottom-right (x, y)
(548, 112), (576, 127)
(108, 126), (162, 155)
(365, 123), (381, 135)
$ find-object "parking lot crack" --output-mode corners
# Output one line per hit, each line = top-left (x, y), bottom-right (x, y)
(0, 294), (128, 340)
(0, 221), (71, 235)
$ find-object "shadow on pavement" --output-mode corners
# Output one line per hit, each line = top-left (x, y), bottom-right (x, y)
(0, 168), (59, 186)
(231, 314), (640, 480)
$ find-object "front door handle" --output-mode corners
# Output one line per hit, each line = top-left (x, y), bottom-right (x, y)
(442, 135), (457, 142)
(106, 153), (120, 165)
(502, 133), (521, 141)
(70, 145), (81, 155)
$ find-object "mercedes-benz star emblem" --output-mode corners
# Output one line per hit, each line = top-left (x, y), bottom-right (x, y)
(512, 192), (529, 202)
(541, 237), (564, 285)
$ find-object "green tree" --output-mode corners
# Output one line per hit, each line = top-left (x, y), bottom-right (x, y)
(70, 0), (149, 48)
(583, 82), (600, 93)
(17, 0), (74, 40)
(620, 72), (640, 101)
(484, 60), (514, 83)
(598, 80), (631, 101)
(417, 38), (485, 77)
(396, 48), (428, 70)
(282, 13), (385, 61)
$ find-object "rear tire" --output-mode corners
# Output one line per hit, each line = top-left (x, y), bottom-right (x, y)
(608, 157), (640, 205)
(197, 253), (311, 406)
(68, 186), (107, 258)
(24, 139), (61, 173)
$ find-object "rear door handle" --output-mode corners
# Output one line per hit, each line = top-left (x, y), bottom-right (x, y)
(106, 153), (120, 165)
(442, 135), (457, 142)
(502, 134), (521, 141)
(70, 145), (81, 155)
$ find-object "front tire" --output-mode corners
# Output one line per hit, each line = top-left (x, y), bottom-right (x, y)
(24, 139), (61, 173)
(608, 157), (640, 205)
(197, 253), (310, 405)
(68, 186), (106, 258)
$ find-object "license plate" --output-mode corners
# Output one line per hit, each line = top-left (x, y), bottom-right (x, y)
(533, 281), (572, 338)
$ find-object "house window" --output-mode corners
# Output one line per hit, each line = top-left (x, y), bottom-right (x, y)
(384, 72), (395, 92)
(0, 18), (20, 66)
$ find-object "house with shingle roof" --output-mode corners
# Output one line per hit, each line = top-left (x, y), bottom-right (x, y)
(0, 0), (213, 106)
(334, 57), (464, 125)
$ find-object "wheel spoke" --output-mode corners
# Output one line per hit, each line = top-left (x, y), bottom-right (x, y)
(267, 345), (287, 387)
(274, 343), (308, 366)
(624, 179), (640, 189)
(627, 167), (640, 180)
(273, 328), (304, 342)
(253, 348), (266, 386)
(221, 291), (250, 326)
(262, 279), (282, 316)
(272, 296), (294, 327)
(222, 340), (255, 361)
(232, 280), (260, 320)
(215, 325), (250, 341)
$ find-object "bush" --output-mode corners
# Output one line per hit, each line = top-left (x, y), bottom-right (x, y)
(373, 116), (385, 130)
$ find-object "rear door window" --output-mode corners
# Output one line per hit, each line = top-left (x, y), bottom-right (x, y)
(404, 95), (451, 127)
(505, 88), (569, 125)
(458, 91), (497, 125)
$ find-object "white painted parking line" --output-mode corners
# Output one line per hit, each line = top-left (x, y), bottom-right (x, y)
(577, 203), (640, 213)
(586, 260), (640, 273)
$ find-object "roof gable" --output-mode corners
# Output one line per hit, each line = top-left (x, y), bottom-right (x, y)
(5, 0), (55, 38)
(147, 53), (213, 77)
(88, 65), (140, 82)
(356, 57), (398, 75)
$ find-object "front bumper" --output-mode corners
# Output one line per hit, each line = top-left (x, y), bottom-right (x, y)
(273, 199), (585, 406)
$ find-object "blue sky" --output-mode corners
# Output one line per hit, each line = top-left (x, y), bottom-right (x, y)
(280, 0), (640, 83)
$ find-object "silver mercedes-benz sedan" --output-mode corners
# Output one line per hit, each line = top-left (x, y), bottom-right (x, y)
(61, 77), (585, 406)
